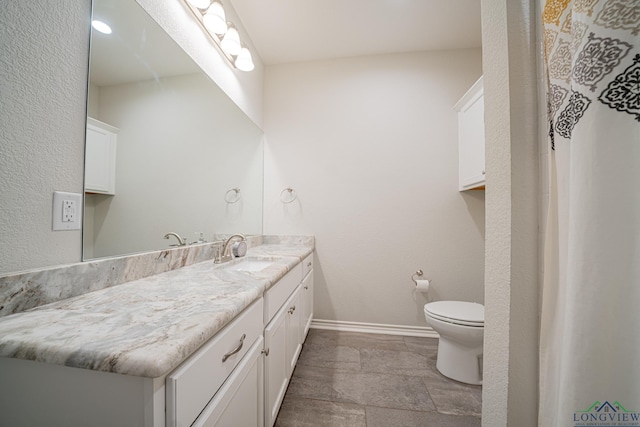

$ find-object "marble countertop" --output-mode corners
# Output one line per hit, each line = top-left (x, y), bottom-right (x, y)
(0, 243), (313, 378)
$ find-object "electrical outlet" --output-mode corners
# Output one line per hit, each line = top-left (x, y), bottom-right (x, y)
(62, 200), (76, 222)
(53, 191), (82, 231)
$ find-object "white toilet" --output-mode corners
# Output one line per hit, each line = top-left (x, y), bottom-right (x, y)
(424, 301), (484, 385)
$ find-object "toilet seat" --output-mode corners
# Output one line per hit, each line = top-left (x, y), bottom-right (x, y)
(424, 301), (484, 327)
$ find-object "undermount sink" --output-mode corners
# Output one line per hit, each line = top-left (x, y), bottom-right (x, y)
(228, 259), (274, 273)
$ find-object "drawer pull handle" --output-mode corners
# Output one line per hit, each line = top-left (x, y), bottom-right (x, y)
(262, 348), (270, 356)
(222, 334), (246, 362)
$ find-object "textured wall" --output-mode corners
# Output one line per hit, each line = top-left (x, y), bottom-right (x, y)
(0, 0), (90, 274)
(263, 50), (485, 328)
(481, 0), (540, 425)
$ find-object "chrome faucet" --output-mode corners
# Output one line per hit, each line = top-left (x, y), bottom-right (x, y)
(214, 234), (246, 264)
(163, 232), (187, 247)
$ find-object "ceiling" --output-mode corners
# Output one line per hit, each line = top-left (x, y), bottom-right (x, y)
(229, 0), (482, 65)
(89, 0), (482, 86)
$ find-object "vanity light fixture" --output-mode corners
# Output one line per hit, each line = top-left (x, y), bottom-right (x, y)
(234, 46), (255, 72)
(203, 1), (227, 35)
(181, 0), (254, 72)
(91, 20), (112, 35)
(220, 24), (241, 56)
(186, 0), (211, 9)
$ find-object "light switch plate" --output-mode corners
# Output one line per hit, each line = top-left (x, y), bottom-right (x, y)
(53, 191), (82, 231)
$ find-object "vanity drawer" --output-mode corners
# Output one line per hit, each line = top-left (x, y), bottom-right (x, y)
(264, 263), (302, 324)
(301, 253), (313, 279)
(166, 298), (263, 427)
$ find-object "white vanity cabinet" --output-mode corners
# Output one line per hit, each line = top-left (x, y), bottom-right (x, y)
(454, 76), (485, 191)
(0, 252), (316, 427)
(285, 285), (303, 375)
(263, 253), (314, 427)
(166, 298), (264, 427)
(190, 337), (264, 427)
(264, 294), (292, 427)
(300, 254), (314, 340)
(263, 263), (301, 427)
(85, 117), (118, 195)
(0, 357), (165, 427)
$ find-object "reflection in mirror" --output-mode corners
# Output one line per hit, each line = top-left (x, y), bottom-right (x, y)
(84, 0), (263, 260)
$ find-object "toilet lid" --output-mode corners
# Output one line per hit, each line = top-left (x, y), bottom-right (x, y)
(425, 301), (484, 326)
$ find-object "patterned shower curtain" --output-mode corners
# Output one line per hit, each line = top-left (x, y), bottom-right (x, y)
(540, 1), (640, 426)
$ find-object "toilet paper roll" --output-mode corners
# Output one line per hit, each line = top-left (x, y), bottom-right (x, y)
(415, 279), (430, 292)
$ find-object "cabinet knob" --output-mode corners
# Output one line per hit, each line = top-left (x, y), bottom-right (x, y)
(304, 286), (309, 290)
(482, 170), (486, 175)
(307, 262), (312, 267)
(261, 348), (270, 356)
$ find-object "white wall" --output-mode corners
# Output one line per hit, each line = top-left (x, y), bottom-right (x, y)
(263, 50), (485, 327)
(481, 0), (539, 425)
(0, 0), (90, 274)
(86, 73), (263, 258)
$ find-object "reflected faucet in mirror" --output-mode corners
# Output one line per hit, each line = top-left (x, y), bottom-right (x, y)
(164, 232), (187, 247)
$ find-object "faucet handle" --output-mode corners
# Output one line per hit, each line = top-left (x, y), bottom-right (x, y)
(213, 243), (223, 263)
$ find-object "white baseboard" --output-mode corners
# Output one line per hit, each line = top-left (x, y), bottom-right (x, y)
(310, 319), (439, 339)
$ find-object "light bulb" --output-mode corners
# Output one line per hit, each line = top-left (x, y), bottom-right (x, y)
(220, 25), (241, 56)
(235, 47), (254, 72)
(91, 20), (112, 35)
(203, 1), (227, 35)
(186, 0), (211, 9)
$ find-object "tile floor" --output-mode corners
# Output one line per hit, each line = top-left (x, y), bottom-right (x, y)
(274, 329), (482, 426)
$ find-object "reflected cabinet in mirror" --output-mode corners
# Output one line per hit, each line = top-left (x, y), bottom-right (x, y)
(84, 0), (263, 260)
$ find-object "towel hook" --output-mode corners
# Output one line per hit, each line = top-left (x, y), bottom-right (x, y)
(225, 187), (241, 204)
(280, 187), (297, 204)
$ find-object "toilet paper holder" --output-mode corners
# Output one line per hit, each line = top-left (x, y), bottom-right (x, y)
(411, 269), (424, 286)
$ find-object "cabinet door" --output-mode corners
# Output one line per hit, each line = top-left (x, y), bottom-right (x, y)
(85, 119), (117, 195)
(194, 337), (264, 427)
(455, 77), (485, 191)
(166, 300), (263, 427)
(300, 270), (314, 342)
(264, 305), (289, 427)
(286, 286), (303, 376)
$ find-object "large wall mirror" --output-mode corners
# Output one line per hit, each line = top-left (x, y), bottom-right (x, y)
(84, 0), (264, 260)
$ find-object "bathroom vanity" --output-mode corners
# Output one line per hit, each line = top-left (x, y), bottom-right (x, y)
(0, 239), (314, 427)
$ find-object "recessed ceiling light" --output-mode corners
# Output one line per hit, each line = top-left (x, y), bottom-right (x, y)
(91, 20), (112, 35)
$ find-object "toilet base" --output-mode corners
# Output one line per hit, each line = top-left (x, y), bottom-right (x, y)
(435, 337), (483, 385)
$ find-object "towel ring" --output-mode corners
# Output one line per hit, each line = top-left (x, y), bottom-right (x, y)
(280, 187), (297, 204)
(225, 187), (241, 204)
(411, 269), (424, 286)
